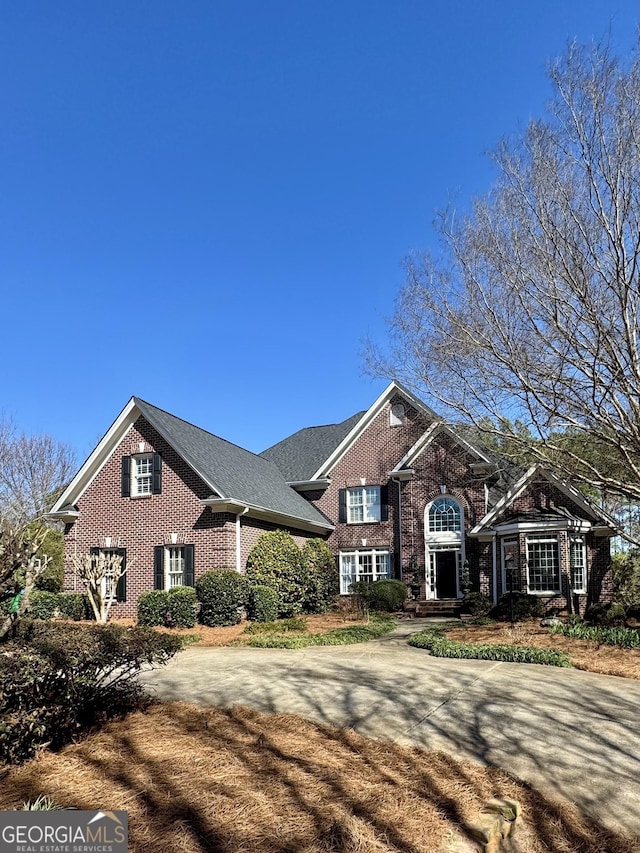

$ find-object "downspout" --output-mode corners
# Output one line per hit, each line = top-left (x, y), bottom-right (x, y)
(492, 534), (498, 604)
(235, 506), (250, 573)
(393, 477), (403, 581)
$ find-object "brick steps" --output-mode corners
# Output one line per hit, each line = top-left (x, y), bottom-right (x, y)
(405, 599), (462, 618)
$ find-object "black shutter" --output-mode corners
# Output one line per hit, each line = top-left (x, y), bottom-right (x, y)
(90, 547), (99, 557)
(115, 548), (127, 602)
(152, 453), (162, 494)
(380, 485), (389, 522)
(154, 546), (165, 589)
(121, 456), (131, 497)
(338, 489), (347, 523)
(184, 545), (195, 587)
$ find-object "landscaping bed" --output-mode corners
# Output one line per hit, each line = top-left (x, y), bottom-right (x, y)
(1, 702), (637, 853)
(444, 622), (640, 679)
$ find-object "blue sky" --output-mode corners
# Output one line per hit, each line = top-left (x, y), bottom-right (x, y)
(1, 1), (637, 461)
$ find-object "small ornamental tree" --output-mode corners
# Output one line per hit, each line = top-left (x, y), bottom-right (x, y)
(246, 530), (308, 617)
(71, 551), (132, 624)
(0, 520), (49, 640)
(301, 539), (339, 613)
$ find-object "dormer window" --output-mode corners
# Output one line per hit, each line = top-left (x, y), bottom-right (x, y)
(390, 403), (406, 427)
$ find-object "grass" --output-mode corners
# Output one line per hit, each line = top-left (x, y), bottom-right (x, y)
(547, 621), (640, 649)
(409, 629), (572, 667)
(1, 702), (637, 853)
(237, 613), (396, 648)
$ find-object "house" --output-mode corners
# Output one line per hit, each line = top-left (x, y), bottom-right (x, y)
(48, 382), (615, 617)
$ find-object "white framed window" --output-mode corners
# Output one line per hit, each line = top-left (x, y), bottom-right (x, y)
(340, 548), (391, 594)
(132, 454), (153, 496)
(526, 535), (560, 594)
(428, 498), (461, 533)
(570, 536), (587, 594)
(166, 546), (185, 588)
(347, 486), (381, 524)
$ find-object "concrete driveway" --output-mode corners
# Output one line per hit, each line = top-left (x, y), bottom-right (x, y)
(139, 620), (640, 838)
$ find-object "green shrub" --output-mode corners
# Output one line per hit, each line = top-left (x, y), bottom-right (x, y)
(301, 539), (339, 613)
(0, 620), (182, 764)
(137, 590), (170, 627)
(585, 602), (626, 626)
(241, 615), (396, 648)
(351, 579), (407, 612)
(245, 617), (307, 634)
(196, 569), (248, 627)
(408, 630), (571, 666)
(461, 592), (493, 616)
(27, 590), (58, 620)
(548, 621), (640, 648)
(246, 530), (307, 618)
(247, 585), (279, 622)
(491, 592), (546, 622)
(33, 528), (64, 593)
(56, 593), (90, 621)
(167, 586), (197, 628)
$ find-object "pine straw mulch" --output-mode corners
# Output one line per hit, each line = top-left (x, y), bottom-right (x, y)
(112, 611), (371, 647)
(446, 622), (640, 679)
(1, 702), (638, 853)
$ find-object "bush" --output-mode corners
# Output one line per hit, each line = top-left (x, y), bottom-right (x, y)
(56, 593), (89, 621)
(27, 590), (58, 620)
(247, 585), (279, 622)
(301, 539), (339, 613)
(0, 620), (182, 764)
(585, 602), (626, 626)
(491, 592), (546, 622)
(351, 579), (407, 612)
(408, 629), (571, 666)
(167, 586), (197, 628)
(33, 528), (64, 593)
(137, 590), (170, 627)
(461, 592), (493, 616)
(246, 530), (308, 618)
(196, 570), (248, 627)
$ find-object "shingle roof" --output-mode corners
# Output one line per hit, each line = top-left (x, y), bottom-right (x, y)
(260, 411), (366, 481)
(134, 398), (331, 529)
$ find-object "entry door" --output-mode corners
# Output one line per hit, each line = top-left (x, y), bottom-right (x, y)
(436, 551), (458, 598)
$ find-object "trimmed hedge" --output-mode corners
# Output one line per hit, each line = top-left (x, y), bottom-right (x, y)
(0, 620), (182, 764)
(167, 586), (197, 628)
(196, 569), (248, 627)
(408, 629), (571, 666)
(491, 592), (546, 622)
(245, 530), (307, 618)
(584, 602), (627, 626)
(247, 585), (279, 623)
(461, 592), (493, 616)
(301, 539), (339, 613)
(351, 579), (407, 612)
(137, 590), (171, 627)
(27, 591), (90, 621)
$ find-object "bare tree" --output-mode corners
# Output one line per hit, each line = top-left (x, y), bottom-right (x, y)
(0, 521), (50, 640)
(0, 421), (77, 523)
(71, 551), (131, 624)
(370, 39), (640, 513)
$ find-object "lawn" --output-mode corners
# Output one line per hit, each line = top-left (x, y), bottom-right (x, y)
(1, 702), (638, 853)
(444, 622), (640, 679)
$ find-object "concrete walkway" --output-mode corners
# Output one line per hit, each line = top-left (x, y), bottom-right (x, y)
(139, 620), (640, 838)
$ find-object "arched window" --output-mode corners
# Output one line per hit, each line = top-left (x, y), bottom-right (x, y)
(428, 497), (461, 533)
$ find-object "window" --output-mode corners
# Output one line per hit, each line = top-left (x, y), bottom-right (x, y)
(570, 536), (587, 594)
(428, 498), (461, 533)
(90, 547), (126, 602)
(340, 549), (391, 594)
(154, 544), (194, 589)
(526, 535), (560, 593)
(121, 453), (162, 497)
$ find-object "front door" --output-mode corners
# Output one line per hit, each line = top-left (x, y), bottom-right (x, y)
(436, 551), (458, 598)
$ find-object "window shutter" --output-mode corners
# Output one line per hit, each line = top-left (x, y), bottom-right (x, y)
(380, 485), (389, 521)
(115, 548), (127, 602)
(338, 489), (347, 523)
(121, 456), (131, 497)
(152, 453), (162, 494)
(90, 547), (99, 556)
(154, 546), (165, 590)
(184, 545), (195, 587)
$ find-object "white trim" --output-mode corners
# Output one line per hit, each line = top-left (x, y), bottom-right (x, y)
(526, 533), (561, 595)
(287, 478), (331, 492)
(493, 519), (592, 534)
(311, 381), (440, 479)
(201, 497), (334, 534)
(339, 547), (391, 594)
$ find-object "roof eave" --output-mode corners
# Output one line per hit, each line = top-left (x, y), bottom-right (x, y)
(201, 498), (334, 535)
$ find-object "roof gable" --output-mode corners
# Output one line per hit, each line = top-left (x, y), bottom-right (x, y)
(50, 397), (332, 532)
